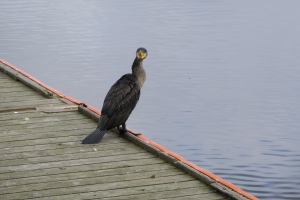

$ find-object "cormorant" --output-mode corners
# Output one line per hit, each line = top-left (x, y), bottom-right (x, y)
(82, 47), (148, 144)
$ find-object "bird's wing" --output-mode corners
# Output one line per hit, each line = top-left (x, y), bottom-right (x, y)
(99, 74), (140, 129)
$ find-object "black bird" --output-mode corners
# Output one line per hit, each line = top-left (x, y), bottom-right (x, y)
(82, 47), (147, 144)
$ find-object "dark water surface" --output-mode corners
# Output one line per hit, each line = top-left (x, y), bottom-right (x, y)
(1, 1), (300, 199)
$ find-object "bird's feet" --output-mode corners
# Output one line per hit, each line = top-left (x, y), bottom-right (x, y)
(117, 124), (127, 135)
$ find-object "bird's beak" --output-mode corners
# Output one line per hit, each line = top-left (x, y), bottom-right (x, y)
(137, 51), (146, 59)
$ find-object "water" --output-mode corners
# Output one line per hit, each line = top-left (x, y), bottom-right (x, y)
(1, 1), (300, 199)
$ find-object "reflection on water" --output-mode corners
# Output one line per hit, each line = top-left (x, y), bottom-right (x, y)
(1, 1), (300, 199)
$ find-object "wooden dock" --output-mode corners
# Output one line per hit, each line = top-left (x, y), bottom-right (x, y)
(0, 60), (256, 200)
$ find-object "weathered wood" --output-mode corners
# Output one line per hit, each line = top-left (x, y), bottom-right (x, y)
(211, 183), (249, 200)
(0, 134), (127, 156)
(106, 188), (221, 200)
(0, 90), (46, 99)
(0, 94), (45, 103)
(1, 174), (195, 200)
(0, 115), (94, 131)
(0, 147), (143, 167)
(0, 125), (96, 143)
(33, 181), (204, 200)
(0, 168), (190, 199)
(1, 162), (171, 187)
(0, 152), (154, 174)
(1, 168), (183, 195)
(0, 132), (125, 149)
(0, 77), (17, 82)
(78, 104), (100, 123)
(36, 105), (78, 112)
(0, 65), (241, 200)
(0, 98), (65, 110)
(0, 140), (133, 162)
(161, 193), (226, 200)
(0, 158), (166, 181)
(0, 82), (32, 88)
(0, 109), (78, 121)
(0, 111), (87, 126)
(0, 75), (18, 81)
(0, 62), (58, 98)
(0, 121), (95, 136)
(0, 85), (39, 93)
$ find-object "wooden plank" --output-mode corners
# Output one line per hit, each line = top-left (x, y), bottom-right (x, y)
(101, 187), (216, 200)
(0, 82), (32, 88)
(0, 98), (65, 110)
(161, 193), (226, 200)
(36, 105), (78, 112)
(0, 74), (18, 79)
(0, 174), (195, 200)
(0, 111), (87, 126)
(0, 146), (142, 167)
(34, 181), (207, 200)
(0, 78), (37, 88)
(1, 168), (183, 195)
(0, 135), (132, 162)
(0, 163), (182, 197)
(0, 77), (17, 82)
(0, 86), (37, 93)
(0, 122), (96, 138)
(0, 125), (95, 142)
(0, 158), (165, 181)
(0, 77), (16, 83)
(0, 71), (10, 77)
(0, 95), (45, 103)
(32, 181), (205, 200)
(0, 115), (94, 131)
(0, 133), (126, 155)
(0, 109), (79, 121)
(0, 74), (16, 80)
(0, 90), (46, 98)
(0, 152), (154, 174)
(0, 131), (124, 149)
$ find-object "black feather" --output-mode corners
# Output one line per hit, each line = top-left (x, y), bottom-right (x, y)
(82, 128), (106, 144)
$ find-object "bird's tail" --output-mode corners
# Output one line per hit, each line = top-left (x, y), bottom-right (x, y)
(82, 128), (107, 144)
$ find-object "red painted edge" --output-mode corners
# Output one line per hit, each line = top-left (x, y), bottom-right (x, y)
(0, 58), (259, 200)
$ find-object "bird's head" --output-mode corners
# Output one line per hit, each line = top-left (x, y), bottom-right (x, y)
(136, 47), (148, 60)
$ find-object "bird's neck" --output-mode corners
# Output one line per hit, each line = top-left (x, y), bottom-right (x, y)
(132, 58), (146, 88)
